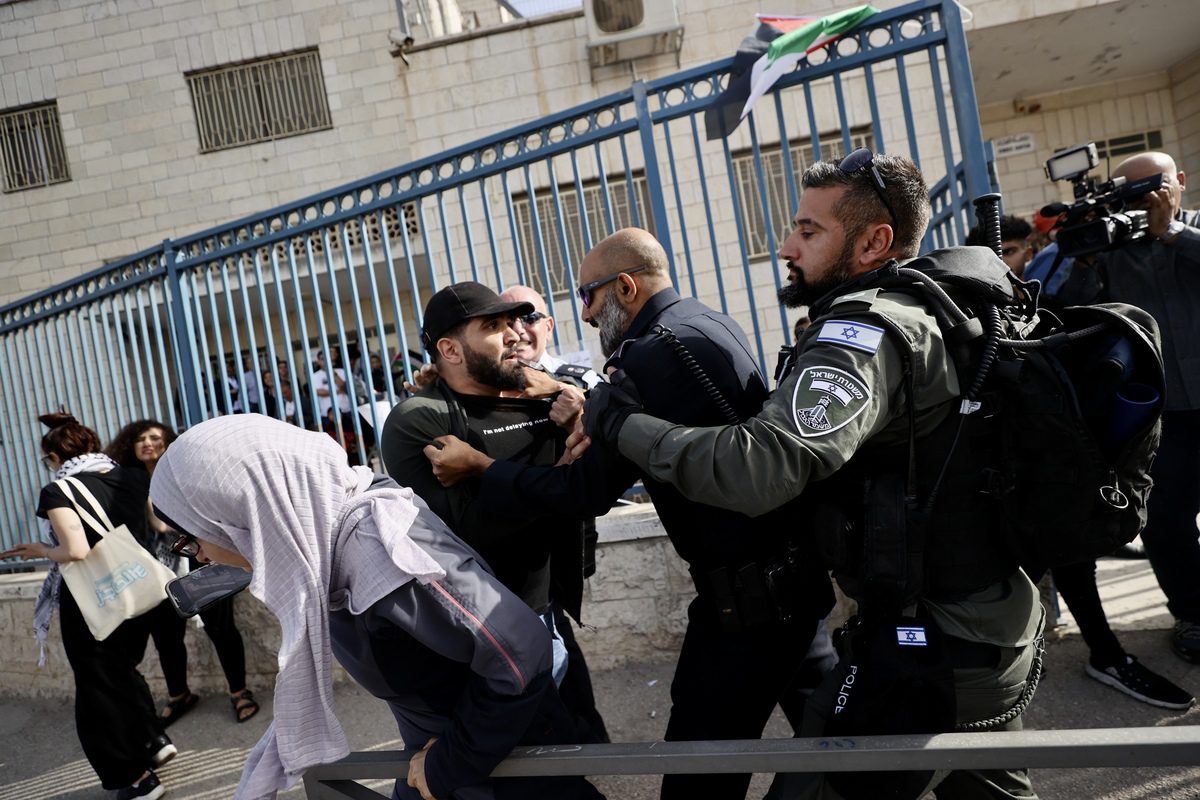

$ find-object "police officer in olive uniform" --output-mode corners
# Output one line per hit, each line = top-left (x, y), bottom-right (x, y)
(585, 153), (1045, 800)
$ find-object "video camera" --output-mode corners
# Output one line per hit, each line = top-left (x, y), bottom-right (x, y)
(1041, 143), (1162, 258)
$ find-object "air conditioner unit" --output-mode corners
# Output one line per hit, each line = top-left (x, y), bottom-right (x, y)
(585, 0), (683, 69)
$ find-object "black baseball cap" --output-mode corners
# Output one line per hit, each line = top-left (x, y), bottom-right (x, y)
(420, 282), (534, 349)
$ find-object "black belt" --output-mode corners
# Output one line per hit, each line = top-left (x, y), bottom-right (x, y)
(943, 635), (1023, 669)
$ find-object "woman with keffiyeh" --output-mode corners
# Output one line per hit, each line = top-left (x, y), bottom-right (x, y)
(0, 413), (175, 800)
(148, 414), (603, 800)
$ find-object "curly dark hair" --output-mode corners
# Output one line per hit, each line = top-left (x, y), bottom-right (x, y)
(104, 419), (179, 470)
(39, 412), (102, 460)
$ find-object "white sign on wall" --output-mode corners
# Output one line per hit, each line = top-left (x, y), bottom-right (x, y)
(994, 133), (1036, 158)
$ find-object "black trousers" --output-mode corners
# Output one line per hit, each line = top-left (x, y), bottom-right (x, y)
(553, 606), (610, 744)
(144, 600), (189, 697)
(660, 596), (829, 800)
(139, 594), (249, 695)
(1051, 559), (1124, 666)
(59, 587), (164, 789)
(197, 594), (249, 692)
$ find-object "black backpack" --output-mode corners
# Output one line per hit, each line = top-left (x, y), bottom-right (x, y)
(887, 247), (1164, 572)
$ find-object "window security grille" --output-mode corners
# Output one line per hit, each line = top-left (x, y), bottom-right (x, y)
(299, 204), (420, 259)
(512, 176), (654, 296)
(1094, 131), (1163, 164)
(0, 101), (70, 193)
(731, 131), (874, 260)
(186, 49), (333, 153)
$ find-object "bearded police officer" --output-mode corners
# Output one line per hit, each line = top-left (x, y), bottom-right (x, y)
(585, 151), (1045, 800)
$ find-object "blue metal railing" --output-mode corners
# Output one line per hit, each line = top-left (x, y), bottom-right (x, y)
(0, 0), (993, 557)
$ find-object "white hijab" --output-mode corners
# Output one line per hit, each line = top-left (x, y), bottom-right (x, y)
(149, 415), (445, 799)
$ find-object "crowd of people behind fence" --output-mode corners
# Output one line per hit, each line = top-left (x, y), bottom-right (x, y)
(3, 147), (1199, 800)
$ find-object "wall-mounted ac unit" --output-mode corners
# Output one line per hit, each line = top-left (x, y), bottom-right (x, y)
(585, 0), (683, 69)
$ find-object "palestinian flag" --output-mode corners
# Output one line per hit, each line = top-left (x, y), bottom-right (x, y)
(704, 6), (880, 140)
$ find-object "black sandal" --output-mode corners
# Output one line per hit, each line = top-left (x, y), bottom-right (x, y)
(231, 689), (259, 723)
(161, 691), (199, 727)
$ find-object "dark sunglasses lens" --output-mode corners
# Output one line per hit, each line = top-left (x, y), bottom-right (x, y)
(520, 312), (545, 325)
(578, 289), (591, 308)
(840, 148), (872, 173)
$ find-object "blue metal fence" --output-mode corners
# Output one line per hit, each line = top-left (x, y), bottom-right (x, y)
(0, 0), (994, 558)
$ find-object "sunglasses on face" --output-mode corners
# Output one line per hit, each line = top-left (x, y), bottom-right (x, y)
(576, 265), (648, 308)
(517, 311), (548, 326)
(838, 148), (900, 231)
(171, 533), (202, 559)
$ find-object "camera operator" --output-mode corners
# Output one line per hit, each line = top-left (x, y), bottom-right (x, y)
(1056, 151), (1200, 664)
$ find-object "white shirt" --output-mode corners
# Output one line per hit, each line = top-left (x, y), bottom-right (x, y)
(312, 368), (352, 416)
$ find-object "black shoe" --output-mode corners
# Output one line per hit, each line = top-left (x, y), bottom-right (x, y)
(1173, 620), (1200, 663)
(1085, 654), (1195, 710)
(116, 771), (164, 800)
(146, 735), (177, 768)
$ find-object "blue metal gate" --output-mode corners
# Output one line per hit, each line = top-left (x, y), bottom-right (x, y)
(0, 0), (993, 558)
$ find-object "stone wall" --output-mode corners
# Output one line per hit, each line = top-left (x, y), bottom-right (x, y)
(978, 74), (1185, 220)
(1170, 52), (1200, 209)
(0, 0), (414, 302)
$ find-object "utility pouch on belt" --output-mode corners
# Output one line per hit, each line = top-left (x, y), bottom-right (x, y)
(698, 551), (806, 633)
(861, 472), (913, 605)
(820, 471), (925, 609)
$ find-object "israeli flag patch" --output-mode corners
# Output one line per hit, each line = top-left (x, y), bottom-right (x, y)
(896, 626), (929, 647)
(816, 319), (885, 355)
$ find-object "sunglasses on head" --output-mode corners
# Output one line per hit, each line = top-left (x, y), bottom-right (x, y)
(838, 148), (900, 231)
(517, 311), (548, 326)
(576, 265), (648, 308)
(171, 533), (202, 559)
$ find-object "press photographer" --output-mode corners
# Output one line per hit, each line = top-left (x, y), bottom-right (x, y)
(1040, 142), (1165, 260)
(1051, 150), (1200, 666)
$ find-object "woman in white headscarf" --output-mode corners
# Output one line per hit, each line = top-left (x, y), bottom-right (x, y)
(148, 415), (603, 800)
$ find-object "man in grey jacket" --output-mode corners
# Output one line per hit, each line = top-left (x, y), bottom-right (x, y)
(1056, 150), (1200, 664)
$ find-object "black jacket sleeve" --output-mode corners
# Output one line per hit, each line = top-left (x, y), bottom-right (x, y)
(479, 440), (638, 519)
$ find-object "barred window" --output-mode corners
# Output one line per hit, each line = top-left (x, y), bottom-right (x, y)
(0, 101), (70, 193)
(513, 176), (655, 296)
(731, 130), (874, 260)
(1094, 130), (1163, 163)
(186, 49), (332, 154)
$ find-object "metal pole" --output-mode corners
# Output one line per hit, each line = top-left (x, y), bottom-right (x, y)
(164, 240), (204, 428)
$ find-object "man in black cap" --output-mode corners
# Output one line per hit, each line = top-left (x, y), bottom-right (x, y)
(380, 281), (608, 743)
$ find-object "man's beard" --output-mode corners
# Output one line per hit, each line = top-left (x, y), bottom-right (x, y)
(776, 236), (858, 308)
(594, 289), (631, 357)
(463, 341), (526, 391)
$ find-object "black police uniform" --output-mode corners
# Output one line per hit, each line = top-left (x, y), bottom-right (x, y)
(481, 287), (835, 800)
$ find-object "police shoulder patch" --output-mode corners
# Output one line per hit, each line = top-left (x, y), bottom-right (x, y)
(790, 366), (872, 438)
(815, 319), (885, 355)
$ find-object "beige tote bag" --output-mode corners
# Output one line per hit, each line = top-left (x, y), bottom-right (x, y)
(57, 476), (174, 640)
